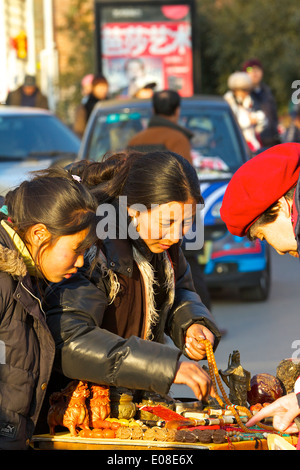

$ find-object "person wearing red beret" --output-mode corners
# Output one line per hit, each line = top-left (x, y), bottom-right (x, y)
(221, 142), (300, 258)
(221, 142), (300, 434)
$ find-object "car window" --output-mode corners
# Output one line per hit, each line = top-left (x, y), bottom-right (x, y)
(87, 110), (148, 161)
(0, 115), (79, 158)
(179, 108), (244, 177)
(86, 104), (245, 176)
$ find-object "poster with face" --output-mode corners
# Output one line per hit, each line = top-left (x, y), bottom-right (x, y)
(98, 3), (194, 97)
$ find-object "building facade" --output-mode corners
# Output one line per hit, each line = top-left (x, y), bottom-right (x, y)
(0, 0), (61, 111)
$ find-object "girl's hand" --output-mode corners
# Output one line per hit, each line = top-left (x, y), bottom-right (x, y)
(185, 324), (215, 361)
(173, 360), (216, 401)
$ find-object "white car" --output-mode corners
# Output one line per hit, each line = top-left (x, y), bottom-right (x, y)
(0, 106), (80, 196)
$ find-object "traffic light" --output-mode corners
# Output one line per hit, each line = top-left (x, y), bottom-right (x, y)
(11, 31), (27, 59)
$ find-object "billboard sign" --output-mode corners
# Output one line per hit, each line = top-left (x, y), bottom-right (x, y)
(95, 2), (195, 97)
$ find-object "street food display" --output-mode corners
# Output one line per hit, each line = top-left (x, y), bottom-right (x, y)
(33, 340), (299, 450)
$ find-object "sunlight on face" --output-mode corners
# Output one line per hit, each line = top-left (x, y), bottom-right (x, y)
(252, 214), (298, 258)
(133, 199), (196, 253)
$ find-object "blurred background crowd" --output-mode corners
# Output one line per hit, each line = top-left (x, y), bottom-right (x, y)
(1, 0), (300, 140)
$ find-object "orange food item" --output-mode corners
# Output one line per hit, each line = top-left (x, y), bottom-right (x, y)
(78, 429), (93, 438)
(78, 426), (117, 439)
(90, 429), (104, 438)
(102, 429), (116, 439)
(110, 422), (122, 430)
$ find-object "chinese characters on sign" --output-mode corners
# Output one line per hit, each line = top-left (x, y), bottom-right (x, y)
(99, 4), (194, 97)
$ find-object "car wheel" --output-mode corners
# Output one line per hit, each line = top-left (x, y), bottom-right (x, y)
(239, 257), (271, 302)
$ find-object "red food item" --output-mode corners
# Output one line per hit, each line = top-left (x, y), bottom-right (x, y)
(247, 373), (284, 406)
(91, 420), (111, 429)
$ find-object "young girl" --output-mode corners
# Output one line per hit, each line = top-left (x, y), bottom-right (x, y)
(0, 168), (98, 449)
(44, 151), (221, 412)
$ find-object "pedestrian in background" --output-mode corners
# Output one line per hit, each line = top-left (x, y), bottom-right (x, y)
(243, 58), (280, 148)
(73, 74), (109, 138)
(224, 71), (267, 153)
(5, 74), (48, 109)
(80, 73), (94, 104)
(134, 81), (157, 99)
(127, 89), (193, 164)
(283, 104), (300, 143)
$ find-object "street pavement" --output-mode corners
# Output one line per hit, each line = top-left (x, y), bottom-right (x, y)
(170, 248), (300, 399)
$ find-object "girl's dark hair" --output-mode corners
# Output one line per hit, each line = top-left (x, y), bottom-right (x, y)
(76, 150), (203, 207)
(1, 167), (98, 263)
(247, 186), (296, 240)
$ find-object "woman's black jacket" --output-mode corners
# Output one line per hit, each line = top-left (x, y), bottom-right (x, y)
(44, 238), (221, 397)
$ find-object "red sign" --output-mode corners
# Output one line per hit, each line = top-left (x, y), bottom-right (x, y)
(100, 6), (193, 97)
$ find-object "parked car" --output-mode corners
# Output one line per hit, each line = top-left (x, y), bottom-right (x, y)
(78, 96), (271, 301)
(0, 106), (80, 196)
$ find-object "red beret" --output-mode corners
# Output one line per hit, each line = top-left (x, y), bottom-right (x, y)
(220, 143), (300, 236)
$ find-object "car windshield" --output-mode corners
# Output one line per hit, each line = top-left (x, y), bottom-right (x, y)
(86, 104), (245, 177)
(180, 107), (244, 177)
(0, 115), (80, 159)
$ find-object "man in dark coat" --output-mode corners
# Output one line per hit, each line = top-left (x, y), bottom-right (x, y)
(6, 75), (48, 109)
(127, 89), (193, 164)
(242, 59), (280, 148)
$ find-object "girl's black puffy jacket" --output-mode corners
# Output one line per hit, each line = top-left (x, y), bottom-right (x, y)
(0, 225), (55, 449)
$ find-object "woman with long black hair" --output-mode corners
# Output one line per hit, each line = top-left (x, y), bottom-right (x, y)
(44, 151), (221, 406)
